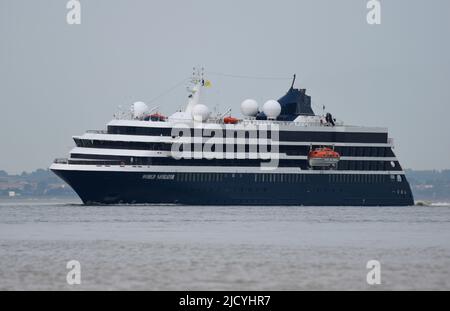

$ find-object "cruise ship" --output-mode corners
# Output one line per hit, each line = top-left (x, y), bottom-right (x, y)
(50, 69), (414, 206)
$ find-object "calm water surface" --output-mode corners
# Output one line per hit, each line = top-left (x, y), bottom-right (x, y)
(0, 198), (449, 290)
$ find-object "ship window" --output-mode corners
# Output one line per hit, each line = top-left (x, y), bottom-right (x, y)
(397, 175), (402, 182)
(370, 161), (376, 171)
(364, 161), (370, 171)
(377, 161), (383, 171)
(372, 148), (378, 157)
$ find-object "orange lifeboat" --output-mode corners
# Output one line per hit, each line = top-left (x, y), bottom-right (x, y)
(148, 113), (167, 122)
(308, 147), (340, 167)
(223, 116), (239, 124)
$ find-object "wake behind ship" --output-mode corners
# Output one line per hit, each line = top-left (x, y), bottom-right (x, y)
(50, 69), (414, 206)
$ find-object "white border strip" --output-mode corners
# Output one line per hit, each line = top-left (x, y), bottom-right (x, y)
(69, 147), (398, 162)
(50, 163), (405, 175)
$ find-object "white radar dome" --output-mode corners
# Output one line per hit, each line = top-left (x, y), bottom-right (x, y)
(192, 104), (210, 122)
(132, 101), (149, 120)
(240, 99), (259, 117)
(262, 100), (281, 119)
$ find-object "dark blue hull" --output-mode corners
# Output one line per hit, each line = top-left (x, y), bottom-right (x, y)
(52, 169), (414, 206)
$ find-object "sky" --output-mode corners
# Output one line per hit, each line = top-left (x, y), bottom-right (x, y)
(0, 0), (449, 173)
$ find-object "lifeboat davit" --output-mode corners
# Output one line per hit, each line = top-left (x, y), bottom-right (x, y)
(308, 147), (340, 167)
(223, 116), (239, 124)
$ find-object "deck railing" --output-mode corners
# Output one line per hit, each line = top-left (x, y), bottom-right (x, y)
(53, 158), (69, 164)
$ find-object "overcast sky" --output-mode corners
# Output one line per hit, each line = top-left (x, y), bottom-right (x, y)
(1, 0), (449, 173)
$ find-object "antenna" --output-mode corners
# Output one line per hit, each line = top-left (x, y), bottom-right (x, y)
(218, 108), (232, 119)
(290, 74), (296, 89)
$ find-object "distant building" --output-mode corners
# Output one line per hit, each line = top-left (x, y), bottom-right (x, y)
(8, 191), (16, 197)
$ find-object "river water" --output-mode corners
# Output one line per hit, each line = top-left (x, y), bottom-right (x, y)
(0, 198), (449, 290)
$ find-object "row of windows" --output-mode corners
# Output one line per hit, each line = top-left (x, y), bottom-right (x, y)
(107, 126), (387, 143)
(176, 173), (308, 183)
(108, 126), (275, 139)
(74, 139), (169, 151)
(75, 138), (395, 158)
(336, 160), (400, 171)
(328, 173), (404, 184)
(171, 173), (405, 185)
